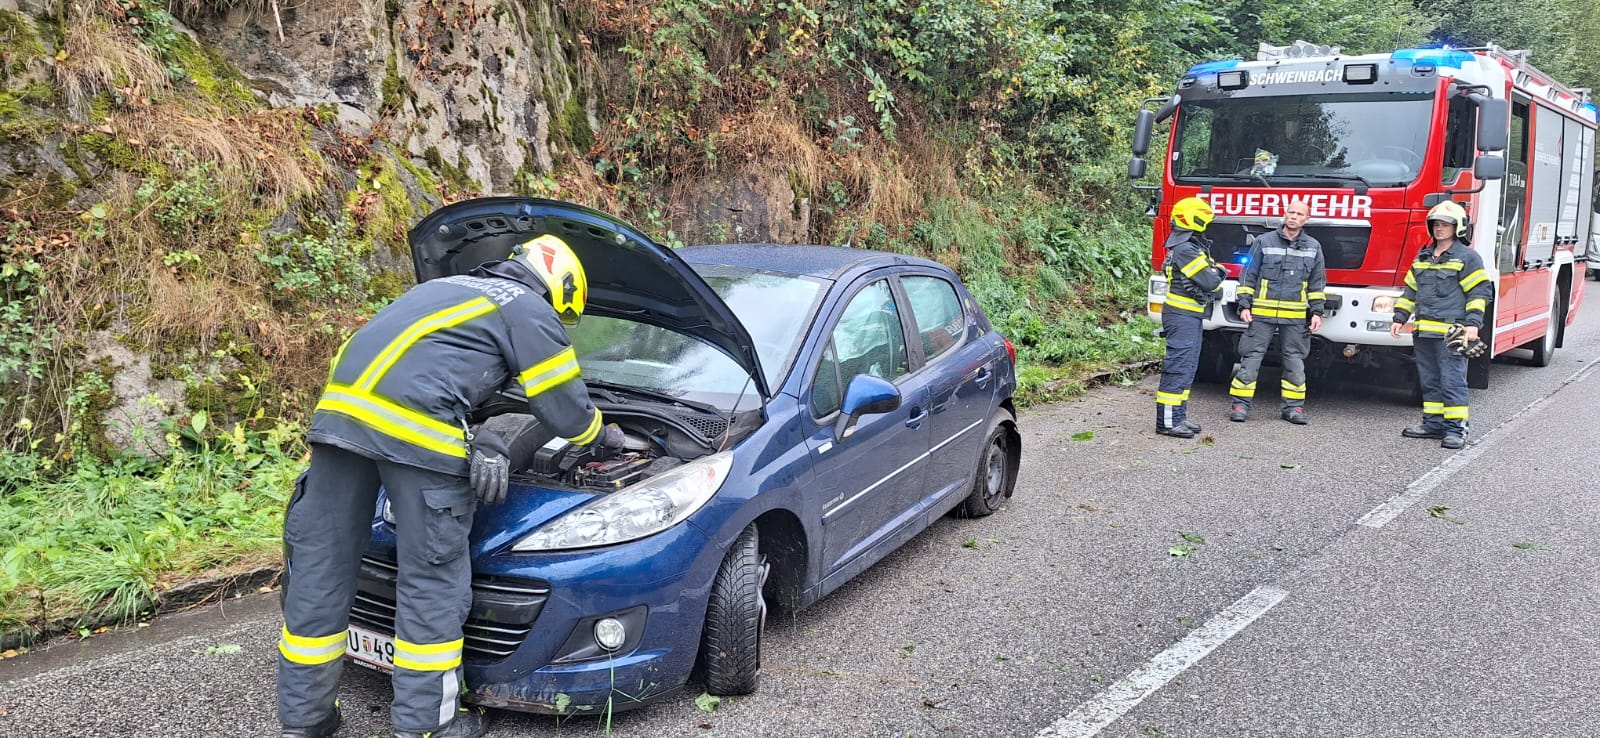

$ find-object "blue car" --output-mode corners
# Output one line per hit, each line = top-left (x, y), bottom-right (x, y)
(337, 197), (1020, 715)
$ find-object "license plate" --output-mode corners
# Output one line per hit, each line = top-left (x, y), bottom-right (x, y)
(346, 625), (396, 672)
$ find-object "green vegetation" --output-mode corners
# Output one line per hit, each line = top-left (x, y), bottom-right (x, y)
(2, 0), (1598, 643)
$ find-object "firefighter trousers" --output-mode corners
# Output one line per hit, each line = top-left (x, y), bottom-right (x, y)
(1413, 335), (1469, 437)
(278, 443), (477, 734)
(1156, 309), (1203, 428)
(1230, 319), (1308, 412)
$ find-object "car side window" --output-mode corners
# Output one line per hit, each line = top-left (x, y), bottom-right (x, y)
(811, 280), (908, 417)
(810, 341), (843, 417)
(901, 275), (965, 363)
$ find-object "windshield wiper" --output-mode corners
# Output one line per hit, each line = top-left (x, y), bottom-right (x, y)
(1267, 172), (1371, 193)
(584, 379), (721, 415)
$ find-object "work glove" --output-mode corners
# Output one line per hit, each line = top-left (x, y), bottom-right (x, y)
(1444, 323), (1487, 358)
(468, 429), (512, 505)
(588, 423), (626, 450)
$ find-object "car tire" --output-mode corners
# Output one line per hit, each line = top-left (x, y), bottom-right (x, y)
(958, 411), (1018, 518)
(701, 524), (767, 696)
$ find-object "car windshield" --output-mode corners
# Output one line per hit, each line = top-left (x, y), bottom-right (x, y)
(568, 265), (824, 410)
(1174, 91), (1434, 187)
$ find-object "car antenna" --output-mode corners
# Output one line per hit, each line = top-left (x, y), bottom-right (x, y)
(844, 222), (859, 248)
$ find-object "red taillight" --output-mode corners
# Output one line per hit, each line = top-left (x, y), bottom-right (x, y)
(1002, 336), (1016, 365)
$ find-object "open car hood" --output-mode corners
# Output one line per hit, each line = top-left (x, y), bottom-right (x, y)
(408, 197), (769, 400)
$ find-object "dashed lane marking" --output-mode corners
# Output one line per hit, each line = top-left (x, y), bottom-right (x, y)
(1034, 585), (1289, 738)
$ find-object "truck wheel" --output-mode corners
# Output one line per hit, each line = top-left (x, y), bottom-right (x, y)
(701, 524), (767, 696)
(1526, 294), (1560, 367)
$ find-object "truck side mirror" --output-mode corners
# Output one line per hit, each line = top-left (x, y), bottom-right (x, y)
(1128, 157), (1147, 180)
(1132, 109), (1155, 156)
(1474, 155), (1505, 181)
(1475, 98), (1509, 152)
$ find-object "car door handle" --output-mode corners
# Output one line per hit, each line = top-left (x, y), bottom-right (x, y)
(904, 406), (926, 429)
(972, 366), (992, 388)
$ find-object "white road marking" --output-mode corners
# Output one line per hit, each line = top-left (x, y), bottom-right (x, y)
(1034, 585), (1289, 738)
(1357, 352), (1600, 528)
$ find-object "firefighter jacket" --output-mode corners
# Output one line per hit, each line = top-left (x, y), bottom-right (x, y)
(1235, 228), (1327, 323)
(1162, 230), (1225, 315)
(1392, 240), (1491, 335)
(308, 260), (603, 476)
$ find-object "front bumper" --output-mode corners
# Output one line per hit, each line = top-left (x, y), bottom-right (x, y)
(1149, 275), (1413, 346)
(352, 519), (717, 714)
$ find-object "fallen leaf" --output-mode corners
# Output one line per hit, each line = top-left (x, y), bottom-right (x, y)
(1071, 431), (1094, 441)
(1179, 532), (1206, 544)
(1511, 542), (1550, 551)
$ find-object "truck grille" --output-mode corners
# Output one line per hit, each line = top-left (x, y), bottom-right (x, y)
(350, 556), (550, 662)
(1206, 222), (1371, 270)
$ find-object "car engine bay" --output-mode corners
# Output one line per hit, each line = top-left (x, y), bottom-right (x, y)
(470, 392), (758, 491)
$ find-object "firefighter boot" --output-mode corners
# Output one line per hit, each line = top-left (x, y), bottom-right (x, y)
(281, 706), (340, 738)
(1281, 408), (1308, 425)
(1229, 404), (1248, 422)
(394, 706), (490, 738)
(1156, 423), (1196, 438)
(1183, 420), (1203, 433)
(1401, 424), (1445, 439)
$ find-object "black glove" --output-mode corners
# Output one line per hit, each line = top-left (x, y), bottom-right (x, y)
(1444, 323), (1487, 358)
(468, 429), (512, 505)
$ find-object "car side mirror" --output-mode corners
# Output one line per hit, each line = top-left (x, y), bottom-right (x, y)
(834, 374), (901, 442)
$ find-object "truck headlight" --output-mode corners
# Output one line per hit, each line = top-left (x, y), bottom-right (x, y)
(511, 452), (733, 551)
(1372, 295), (1396, 313)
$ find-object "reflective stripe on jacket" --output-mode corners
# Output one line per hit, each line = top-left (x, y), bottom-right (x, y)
(1392, 240), (1491, 333)
(1235, 229), (1326, 323)
(309, 261), (602, 475)
(1162, 230), (1224, 315)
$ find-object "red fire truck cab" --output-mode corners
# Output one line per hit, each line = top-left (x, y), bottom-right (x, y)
(1130, 41), (1598, 388)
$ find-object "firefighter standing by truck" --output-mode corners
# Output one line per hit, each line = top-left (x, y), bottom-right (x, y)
(1228, 197), (1327, 425)
(277, 234), (623, 738)
(1156, 197), (1227, 438)
(1389, 201), (1491, 450)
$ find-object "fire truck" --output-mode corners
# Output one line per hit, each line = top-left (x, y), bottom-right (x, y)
(1129, 41), (1599, 388)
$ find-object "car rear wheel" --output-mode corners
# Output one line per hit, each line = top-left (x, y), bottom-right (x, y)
(701, 524), (767, 696)
(959, 412), (1018, 518)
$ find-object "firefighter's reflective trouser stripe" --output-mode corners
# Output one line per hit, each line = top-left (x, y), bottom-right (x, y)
(1230, 319), (1309, 412)
(279, 444), (475, 735)
(1413, 336), (1469, 437)
(1157, 310), (1202, 429)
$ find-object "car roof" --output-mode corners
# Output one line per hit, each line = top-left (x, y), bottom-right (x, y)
(680, 244), (954, 281)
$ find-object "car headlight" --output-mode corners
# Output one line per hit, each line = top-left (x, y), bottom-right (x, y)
(511, 452), (733, 551)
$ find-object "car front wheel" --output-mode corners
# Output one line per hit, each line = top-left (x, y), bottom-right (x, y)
(700, 524), (767, 695)
(959, 412), (1018, 518)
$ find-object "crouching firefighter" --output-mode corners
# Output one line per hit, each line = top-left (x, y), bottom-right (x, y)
(1389, 201), (1491, 450)
(1227, 197), (1326, 425)
(278, 234), (624, 738)
(1156, 196), (1226, 438)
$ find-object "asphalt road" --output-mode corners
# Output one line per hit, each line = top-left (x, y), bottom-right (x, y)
(4, 312), (1599, 738)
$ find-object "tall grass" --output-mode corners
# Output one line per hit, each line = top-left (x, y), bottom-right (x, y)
(0, 418), (304, 640)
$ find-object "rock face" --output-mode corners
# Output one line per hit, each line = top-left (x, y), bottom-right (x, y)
(188, 0), (595, 192)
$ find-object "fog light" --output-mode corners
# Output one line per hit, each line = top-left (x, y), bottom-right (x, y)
(1372, 295), (1396, 313)
(1366, 320), (1392, 332)
(594, 618), (627, 651)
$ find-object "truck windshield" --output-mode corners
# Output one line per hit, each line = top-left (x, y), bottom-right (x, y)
(1173, 92), (1434, 188)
